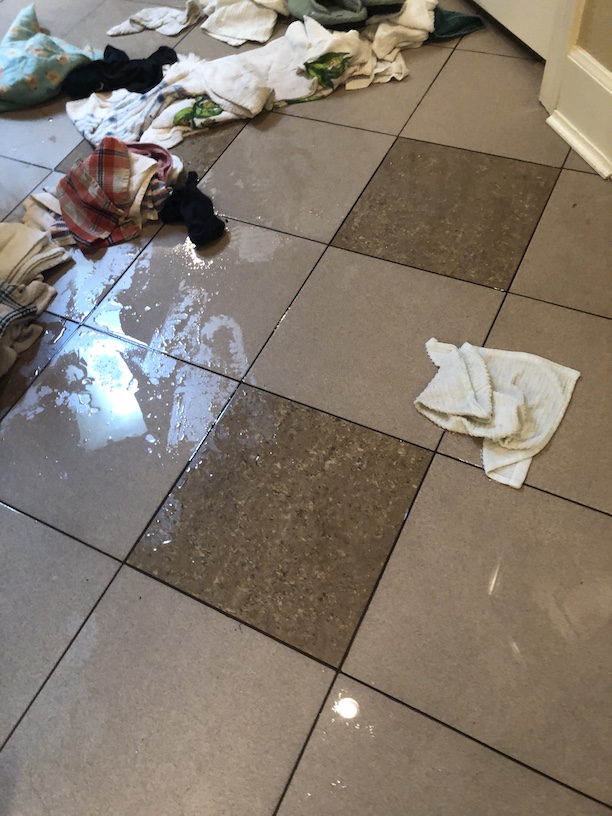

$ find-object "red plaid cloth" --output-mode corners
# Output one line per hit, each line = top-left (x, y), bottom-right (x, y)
(56, 137), (140, 250)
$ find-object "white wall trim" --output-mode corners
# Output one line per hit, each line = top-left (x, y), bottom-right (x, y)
(540, 0), (584, 113)
(545, 45), (612, 178)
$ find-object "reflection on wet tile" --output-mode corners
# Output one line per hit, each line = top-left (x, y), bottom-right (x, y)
(333, 139), (558, 288)
(203, 113), (394, 242)
(402, 51), (568, 166)
(278, 677), (610, 816)
(47, 223), (160, 321)
(0, 567), (332, 816)
(0, 315), (78, 421)
(130, 386), (431, 665)
(0, 328), (236, 557)
(345, 456), (612, 804)
(0, 504), (117, 744)
(247, 247), (502, 445)
(0, 158), (49, 221)
(88, 223), (323, 377)
(0, 98), (84, 169)
(511, 170), (612, 318)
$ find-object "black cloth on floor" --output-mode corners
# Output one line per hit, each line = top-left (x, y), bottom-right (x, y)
(61, 45), (178, 100)
(427, 6), (484, 42)
(160, 172), (226, 247)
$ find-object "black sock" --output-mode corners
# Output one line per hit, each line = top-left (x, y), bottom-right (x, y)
(179, 172), (226, 246)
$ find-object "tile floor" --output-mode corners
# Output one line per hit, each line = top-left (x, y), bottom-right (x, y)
(1, 0), (611, 813)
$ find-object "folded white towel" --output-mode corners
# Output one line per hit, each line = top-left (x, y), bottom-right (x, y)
(415, 338), (580, 488)
(0, 223), (69, 286)
(107, 0), (202, 36)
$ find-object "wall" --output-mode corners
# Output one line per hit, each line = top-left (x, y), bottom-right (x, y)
(578, 0), (612, 70)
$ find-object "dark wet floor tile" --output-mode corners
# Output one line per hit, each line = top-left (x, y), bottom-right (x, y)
(55, 140), (95, 174)
(333, 139), (558, 289)
(0, 314), (77, 421)
(129, 386), (432, 665)
(171, 122), (247, 179)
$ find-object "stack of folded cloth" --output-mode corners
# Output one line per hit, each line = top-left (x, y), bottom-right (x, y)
(0, 223), (67, 376)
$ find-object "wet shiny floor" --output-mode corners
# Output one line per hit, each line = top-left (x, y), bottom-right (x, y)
(1, 1), (611, 814)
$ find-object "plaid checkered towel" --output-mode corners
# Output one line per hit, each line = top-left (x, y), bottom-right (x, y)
(57, 136), (141, 250)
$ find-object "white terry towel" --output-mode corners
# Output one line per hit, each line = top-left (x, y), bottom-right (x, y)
(0, 223), (69, 286)
(414, 338), (581, 488)
(201, 0), (278, 45)
(107, 0), (202, 36)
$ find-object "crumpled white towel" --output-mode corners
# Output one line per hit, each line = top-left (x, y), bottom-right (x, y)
(365, 0), (436, 60)
(107, 0), (202, 36)
(414, 338), (580, 488)
(202, 0), (278, 45)
(0, 223), (69, 286)
(0, 278), (57, 377)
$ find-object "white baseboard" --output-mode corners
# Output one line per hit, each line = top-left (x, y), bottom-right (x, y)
(546, 46), (612, 178)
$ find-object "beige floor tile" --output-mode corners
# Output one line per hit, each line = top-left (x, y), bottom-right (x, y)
(202, 113), (394, 242)
(0, 567), (331, 816)
(278, 677), (611, 816)
(445, 0), (535, 58)
(345, 456), (612, 804)
(0, 0), (106, 38)
(439, 294), (612, 513)
(564, 149), (598, 173)
(0, 505), (117, 744)
(0, 159), (49, 220)
(87, 222), (323, 378)
(247, 247), (502, 445)
(63, 0), (188, 58)
(402, 50), (569, 166)
(511, 170), (612, 318)
(281, 45), (451, 135)
(0, 328), (236, 557)
(0, 99), (84, 169)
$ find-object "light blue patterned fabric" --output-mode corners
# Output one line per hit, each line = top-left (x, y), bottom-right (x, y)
(0, 4), (100, 113)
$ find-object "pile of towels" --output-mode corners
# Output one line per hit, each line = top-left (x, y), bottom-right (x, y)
(67, 16), (425, 148)
(23, 139), (183, 250)
(0, 224), (67, 376)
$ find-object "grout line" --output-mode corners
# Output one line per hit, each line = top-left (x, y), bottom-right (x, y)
(481, 164), (564, 348)
(434, 451), (612, 517)
(338, 671), (612, 811)
(0, 562), (123, 754)
(0, 500), (123, 561)
(270, 675), (338, 815)
(124, 563), (339, 671)
(336, 451), (436, 670)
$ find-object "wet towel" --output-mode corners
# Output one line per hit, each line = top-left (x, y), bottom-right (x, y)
(107, 0), (203, 36)
(61, 45), (177, 99)
(0, 279), (57, 377)
(0, 223), (69, 285)
(415, 338), (580, 488)
(0, 4), (98, 112)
